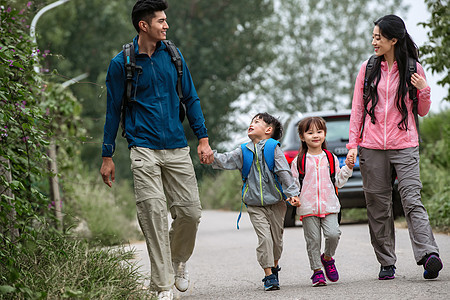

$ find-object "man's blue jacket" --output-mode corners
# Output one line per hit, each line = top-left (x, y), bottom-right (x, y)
(102, 36), (208, 157)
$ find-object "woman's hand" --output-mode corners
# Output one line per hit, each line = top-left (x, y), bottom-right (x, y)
(411, 73), (428, 90)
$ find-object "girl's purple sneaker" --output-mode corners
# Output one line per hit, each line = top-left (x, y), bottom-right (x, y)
(311, 270), (327, 287)
(321, 254), (339, 282)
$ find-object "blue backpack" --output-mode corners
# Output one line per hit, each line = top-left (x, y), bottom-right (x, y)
(237, 138), (285, 229)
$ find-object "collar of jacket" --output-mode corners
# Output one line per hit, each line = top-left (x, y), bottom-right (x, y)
(132, 35), (167, 56)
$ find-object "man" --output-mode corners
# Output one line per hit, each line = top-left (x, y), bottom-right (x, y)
(100, 1), (213, 299)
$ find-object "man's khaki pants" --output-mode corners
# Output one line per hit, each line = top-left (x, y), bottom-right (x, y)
(130, 146), (202, 291)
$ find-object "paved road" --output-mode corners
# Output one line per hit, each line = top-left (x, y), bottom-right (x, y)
(129, 210), (449, 299)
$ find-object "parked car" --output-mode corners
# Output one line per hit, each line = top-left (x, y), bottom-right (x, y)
(281, 110), (402, 227)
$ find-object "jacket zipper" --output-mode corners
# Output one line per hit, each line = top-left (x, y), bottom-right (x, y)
(316, 156), (321, 215)
(150, 58), (166, 146)
(384, 69), (391, 150)
(254, 146), (264, 206)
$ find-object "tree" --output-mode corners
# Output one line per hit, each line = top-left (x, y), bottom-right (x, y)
(236, 0), (406, 117)
(420, 0), (449, 102)
(33, 0), (279, 178)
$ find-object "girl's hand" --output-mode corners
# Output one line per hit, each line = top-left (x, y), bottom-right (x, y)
(287, 196), (301, 207)
(411, 73), (428, 90)
(345, 157), (355, 169)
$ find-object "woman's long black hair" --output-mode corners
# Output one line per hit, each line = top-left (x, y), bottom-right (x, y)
(365, 14), (419, 131)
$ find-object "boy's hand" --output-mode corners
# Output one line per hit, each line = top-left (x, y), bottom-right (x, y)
(287, 196), (301, 207)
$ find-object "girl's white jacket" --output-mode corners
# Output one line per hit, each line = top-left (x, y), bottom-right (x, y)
(291, 151), (353, 217)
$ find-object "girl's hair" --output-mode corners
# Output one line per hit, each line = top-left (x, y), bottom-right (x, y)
(296, 117), (327, 159)
(252, 112), (283, 141)
(366, 14), (419, 131)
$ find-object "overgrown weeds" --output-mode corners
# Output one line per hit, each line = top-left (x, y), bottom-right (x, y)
(0, 229), (152, 299)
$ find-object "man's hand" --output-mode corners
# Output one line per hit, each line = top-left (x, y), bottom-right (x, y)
(198, 137), (214, 164)
(100, 157), (115, 188)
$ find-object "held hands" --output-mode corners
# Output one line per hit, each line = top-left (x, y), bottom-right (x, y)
(411, 73), (428, 90)
(345, 156), (355, 169)
(346, 148), (357, 170)
(198, 137), (214, 164)
(287, 196), (301, 207)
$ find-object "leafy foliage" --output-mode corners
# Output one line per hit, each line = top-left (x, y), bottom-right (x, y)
(419, 0), (449, 102)
(237, 0), (406, 115)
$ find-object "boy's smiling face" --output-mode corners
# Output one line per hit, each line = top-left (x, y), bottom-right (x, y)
(248, 116), (272, 143)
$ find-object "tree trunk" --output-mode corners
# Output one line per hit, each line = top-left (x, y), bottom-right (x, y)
(48, 141), (63, 231)
(0, 156), (20, 242)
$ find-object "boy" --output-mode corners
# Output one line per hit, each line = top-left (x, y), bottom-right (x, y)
(208, 112), (300, 291)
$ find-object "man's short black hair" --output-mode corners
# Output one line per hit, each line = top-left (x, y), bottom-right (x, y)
(252, 112), (283, 141)
(132, 0), (168, 33)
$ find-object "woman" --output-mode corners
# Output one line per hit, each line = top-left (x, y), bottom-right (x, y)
(346, 15), (442, 280)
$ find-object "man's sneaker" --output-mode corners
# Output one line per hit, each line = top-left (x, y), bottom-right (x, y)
(271, 265), (281, 282)
(173, 261), (189, 292)
(311, 270), (327, 287)
(378, 265), (396, 280)
(423, 254), (443, 279)
(158, 290), (173, 300)
(262, 274), (280, 291)
(321, 254), (339, 282)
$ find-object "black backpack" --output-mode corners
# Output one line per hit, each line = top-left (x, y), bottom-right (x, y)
(120, 40), (185, 138)
(361, 55), (420, 139)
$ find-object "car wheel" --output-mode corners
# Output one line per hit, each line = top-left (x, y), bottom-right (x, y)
(392, 185), (404, 219)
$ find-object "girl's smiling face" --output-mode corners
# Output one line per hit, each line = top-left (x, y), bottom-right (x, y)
(301, 124), (326, 154)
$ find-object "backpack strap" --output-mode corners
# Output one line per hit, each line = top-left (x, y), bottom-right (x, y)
(296, 152), (307, 191)
(407, 57), (420, 141)
(323, 149), (338, 196)
(121, 42), (140, 138)
(360, 55), (378, 139)
(162, 40), (185, 122)
(262, 138), (280, 172)
(240, 143), (253, 182)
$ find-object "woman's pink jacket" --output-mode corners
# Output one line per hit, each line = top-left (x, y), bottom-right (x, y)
(347, 59), (431, 150)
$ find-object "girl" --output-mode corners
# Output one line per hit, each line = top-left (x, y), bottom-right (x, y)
(289, 117), (354, 286)
(346, 14), (442, 280)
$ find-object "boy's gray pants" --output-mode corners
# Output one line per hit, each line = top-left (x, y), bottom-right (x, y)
(247, 201), (287, 269)
(130, 147), (202, 292)
(302, 213), (341, 271)
(359, 147), (439, 266)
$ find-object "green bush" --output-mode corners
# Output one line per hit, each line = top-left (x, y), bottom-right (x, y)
(199, 170), (243, 211)
(0, 229), (151, 299)
(420, 110), (450, 232)
(62, 169), (141, 246)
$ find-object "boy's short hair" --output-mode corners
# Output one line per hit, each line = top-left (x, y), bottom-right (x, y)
(252, 112), (283, 141)
(132, 0), (168, 33)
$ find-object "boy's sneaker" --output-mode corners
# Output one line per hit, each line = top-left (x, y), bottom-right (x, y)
(321, 254), (339, 282)
(173, 262), (189, 292)
(271, 265), (281, 282)
(378, 265), (396, 280)
(262, 274), (280, 291)
(158, 290), (173, 300)
(311, 270), (327, 287)
(423, 254), (443, 279)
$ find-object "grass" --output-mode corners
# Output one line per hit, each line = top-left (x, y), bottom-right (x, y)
(0, 230), (152, 299)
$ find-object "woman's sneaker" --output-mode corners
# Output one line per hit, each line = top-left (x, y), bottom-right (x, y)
(311, 270), (327, 287)
(262, 274), (280, 291)
(423, 254), (443, 279)
(321, 254), (339, 282)
(378, 265), (396, 280)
